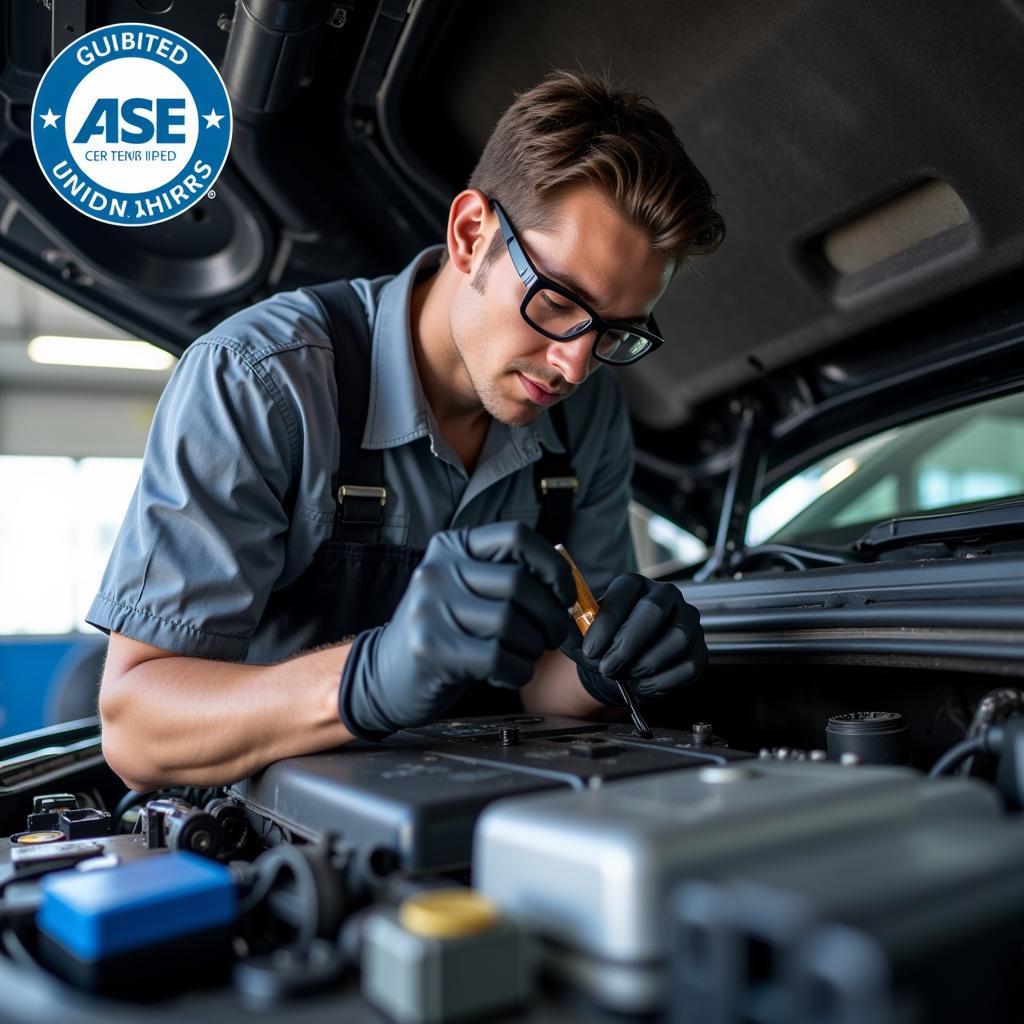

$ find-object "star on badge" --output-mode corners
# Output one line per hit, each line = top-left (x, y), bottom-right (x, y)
(202, 109), (225, 129)
(39, 109), (61, 129)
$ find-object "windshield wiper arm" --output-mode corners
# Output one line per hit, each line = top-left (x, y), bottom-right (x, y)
(854, 498), (1024, 555)
(730, 542), (857, 572)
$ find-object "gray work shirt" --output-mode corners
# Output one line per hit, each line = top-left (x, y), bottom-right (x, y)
(87, 246), (637, 662)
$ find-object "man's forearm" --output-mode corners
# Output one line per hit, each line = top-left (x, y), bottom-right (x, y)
(100, 640), (355, 791)
(520, 648), (617, 719)
(101, 636), (609, 793)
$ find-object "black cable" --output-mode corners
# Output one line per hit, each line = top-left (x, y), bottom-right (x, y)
(113, 787), (160, 830)
(929, 734), (991, 779)
(0, 928), (46, 975)
(0, 862), (74, 896)
(238, 859), (282, 916)
(959, 688), (1024, 776)
(0, 897), (40, 924)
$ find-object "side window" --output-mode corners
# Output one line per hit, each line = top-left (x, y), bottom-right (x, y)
(915, 412), (1024, 511)
(832, 475), (898, 527)
(745, 430), (897, 545)
(747, 391), (1024, 546)
(629, 502), (708, 575)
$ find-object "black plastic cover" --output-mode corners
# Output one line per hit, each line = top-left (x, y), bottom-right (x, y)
(231, 714), (747, 871)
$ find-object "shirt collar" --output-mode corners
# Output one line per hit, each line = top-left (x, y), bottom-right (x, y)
(362, 246), (442, 450)
(362, 244), (567, 459)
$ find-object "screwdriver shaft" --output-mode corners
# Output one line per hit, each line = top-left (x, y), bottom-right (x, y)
(555, 544), (654, 740)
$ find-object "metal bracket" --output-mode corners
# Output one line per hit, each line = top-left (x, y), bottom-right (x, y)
(51, 0), (88, 59)
(337, 484), (387, 507)
(539, 476), (578, 495)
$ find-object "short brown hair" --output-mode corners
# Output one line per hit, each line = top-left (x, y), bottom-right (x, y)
(468, 69), (725, 272)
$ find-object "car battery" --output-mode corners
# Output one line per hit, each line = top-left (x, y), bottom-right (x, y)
(230, 713), (747, 876)
(474, 761), (1000, 1011)
(35, 851), (237, 996)
(671, 816), (1024, 1024)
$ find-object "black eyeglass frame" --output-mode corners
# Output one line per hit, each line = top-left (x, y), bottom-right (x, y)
(489, 198), (664, 366)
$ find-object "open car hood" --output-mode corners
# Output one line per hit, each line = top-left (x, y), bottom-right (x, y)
(2, 0), (1023, 531)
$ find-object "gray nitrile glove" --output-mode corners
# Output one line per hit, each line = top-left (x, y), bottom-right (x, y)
(561, 572), (709, 705)
(338, 521), (575, 739)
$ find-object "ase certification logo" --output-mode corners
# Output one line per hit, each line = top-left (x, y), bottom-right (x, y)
(31, 23), (232, 227)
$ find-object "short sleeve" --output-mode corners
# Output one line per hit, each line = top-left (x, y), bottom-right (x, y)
(86, 338), (297, 659)
(562, 371), (638, 596)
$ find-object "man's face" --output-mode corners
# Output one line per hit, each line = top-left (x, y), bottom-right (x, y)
(448, 186), (674, 428)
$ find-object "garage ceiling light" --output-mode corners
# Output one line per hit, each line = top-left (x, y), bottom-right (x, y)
(27, 335), (175, 372)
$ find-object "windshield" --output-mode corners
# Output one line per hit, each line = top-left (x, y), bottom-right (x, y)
(747, 391), (1024, 548)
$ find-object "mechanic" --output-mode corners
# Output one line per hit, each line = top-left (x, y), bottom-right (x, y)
(90, 71), (725, 791)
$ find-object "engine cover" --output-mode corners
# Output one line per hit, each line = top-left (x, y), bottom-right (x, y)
(230, 714), (749, 873)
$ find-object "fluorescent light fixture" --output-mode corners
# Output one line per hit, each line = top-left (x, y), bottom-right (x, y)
(27, 335), (175, 372)
(818, 457), (859, 493)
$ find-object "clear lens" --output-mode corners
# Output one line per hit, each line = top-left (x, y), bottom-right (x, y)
(523, 287), (655, 363)
(595, 329), (653, 364)
(524, 289), (591, 338)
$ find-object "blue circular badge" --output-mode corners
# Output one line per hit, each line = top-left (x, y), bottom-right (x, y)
(31, 23), (232, 227)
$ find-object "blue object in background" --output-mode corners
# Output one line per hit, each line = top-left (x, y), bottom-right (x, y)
(38, 853), (237, 960)
(0, 635), (107, 738)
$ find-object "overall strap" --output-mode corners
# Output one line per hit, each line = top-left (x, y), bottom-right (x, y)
(304, 281), (385, 544)
(533, 402), (577, 545)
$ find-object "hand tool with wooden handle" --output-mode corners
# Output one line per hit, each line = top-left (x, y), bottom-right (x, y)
(555, 544), (654, 739)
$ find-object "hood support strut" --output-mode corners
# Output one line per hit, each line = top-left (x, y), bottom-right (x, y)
(693, 402), (768, 582)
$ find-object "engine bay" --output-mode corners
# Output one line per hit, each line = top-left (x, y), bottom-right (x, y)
(1, 704), (1024, 1023)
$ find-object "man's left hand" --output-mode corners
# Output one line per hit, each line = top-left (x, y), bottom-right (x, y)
(561, 573), (708, 705)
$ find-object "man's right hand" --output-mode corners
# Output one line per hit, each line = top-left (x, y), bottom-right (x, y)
(337, 521), (576, 739)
